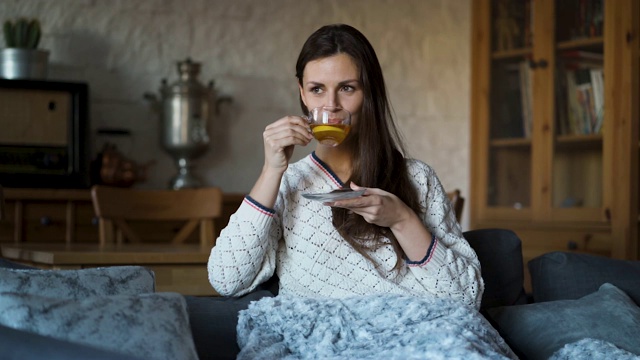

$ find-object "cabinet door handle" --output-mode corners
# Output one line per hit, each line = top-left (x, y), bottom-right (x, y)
(91, 216), (100, 226)
(40, 216), (52, 226)
(567, 240), (578, 250)
(529, 59), (548, 69)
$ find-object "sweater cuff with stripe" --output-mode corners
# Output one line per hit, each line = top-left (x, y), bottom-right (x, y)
(405, 236), (441, 267)
(235, 196), (276, 226)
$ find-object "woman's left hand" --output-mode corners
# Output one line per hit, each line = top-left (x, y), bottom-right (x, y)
(326, 183), (412, 229)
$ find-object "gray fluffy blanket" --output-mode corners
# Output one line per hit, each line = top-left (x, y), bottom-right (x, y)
(237, 294), (517, 360)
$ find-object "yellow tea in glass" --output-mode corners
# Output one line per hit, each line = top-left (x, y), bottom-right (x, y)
(307, 107), (352, 147)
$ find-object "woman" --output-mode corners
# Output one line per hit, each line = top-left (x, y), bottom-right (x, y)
(208, 24), (483, 309)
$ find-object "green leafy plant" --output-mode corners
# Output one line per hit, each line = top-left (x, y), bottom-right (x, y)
(3, 18), (41, 49)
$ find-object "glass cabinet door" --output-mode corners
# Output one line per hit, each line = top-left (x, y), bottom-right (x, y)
(551, 0), (605, 217)
(487, 0), (533, 210)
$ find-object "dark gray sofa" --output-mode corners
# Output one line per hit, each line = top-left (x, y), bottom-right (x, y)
(189, 228), (531, 360)
(2, 229), (639, 360)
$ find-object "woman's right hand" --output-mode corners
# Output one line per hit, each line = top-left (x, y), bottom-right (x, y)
(262, 116), (313, 173)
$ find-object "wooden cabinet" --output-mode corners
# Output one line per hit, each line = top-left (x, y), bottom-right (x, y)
(0, 188), (244, 245)
(470, 0), (639, 266)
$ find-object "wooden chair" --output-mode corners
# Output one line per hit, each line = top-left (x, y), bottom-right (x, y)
(91, 185), (223, 249)
(447, 189), (465, 222)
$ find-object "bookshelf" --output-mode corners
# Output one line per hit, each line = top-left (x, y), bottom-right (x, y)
(470, 0), (639, 266)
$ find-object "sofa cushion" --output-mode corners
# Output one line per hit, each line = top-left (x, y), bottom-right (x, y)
(0, 266), (155, 299)
(486, 283), (640, 360)
(528, 251), (640, 305)
(0, 291), (198, 360)
(0, 258), (36, 270)
(463, 228), (527, 309)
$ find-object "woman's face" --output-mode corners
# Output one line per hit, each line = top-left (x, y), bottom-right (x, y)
(299, 53), (364, 126)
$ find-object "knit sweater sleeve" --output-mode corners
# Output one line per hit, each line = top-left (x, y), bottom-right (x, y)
(405, 160), (485, 309)
(207, 196), (282, 297)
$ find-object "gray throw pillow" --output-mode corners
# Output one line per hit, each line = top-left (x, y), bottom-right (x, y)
(0, 258), (36, 270)
(0, 266), (155, 299)
(528, 251), (640, 305)
(486, 283), (640, 360)
(0, 291), (198, 360)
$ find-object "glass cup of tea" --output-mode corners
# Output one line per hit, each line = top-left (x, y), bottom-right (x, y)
(306, 106), (352, 147)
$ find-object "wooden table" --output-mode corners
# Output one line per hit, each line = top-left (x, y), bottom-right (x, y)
(1, 243), (218, 296)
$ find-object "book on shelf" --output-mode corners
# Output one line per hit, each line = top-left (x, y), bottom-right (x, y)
(555, 51), (604, 136)
(490, 59), (536, 140)
(575, 70), (597, 134)
(561, 50), (603, 62)
(590, 68), (604, 133)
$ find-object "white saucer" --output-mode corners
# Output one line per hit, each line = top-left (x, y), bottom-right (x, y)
(302, 189), (365, 202)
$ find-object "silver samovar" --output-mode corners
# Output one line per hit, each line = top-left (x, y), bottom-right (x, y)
(144, 58), (220, 189)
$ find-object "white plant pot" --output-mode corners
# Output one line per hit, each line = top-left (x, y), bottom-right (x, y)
(0, 48), (49, 80)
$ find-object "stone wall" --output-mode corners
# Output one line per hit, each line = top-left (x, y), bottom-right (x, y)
(1, 0), (471, 228)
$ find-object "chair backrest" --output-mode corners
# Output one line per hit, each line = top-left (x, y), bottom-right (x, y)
(91, 185), (223, 249)
(446, 189), (465, 222)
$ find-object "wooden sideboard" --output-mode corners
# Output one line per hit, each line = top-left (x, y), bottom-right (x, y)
(0, 188), (245, 245)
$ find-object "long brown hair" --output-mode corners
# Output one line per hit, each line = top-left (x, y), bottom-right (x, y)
(295, 24), (422, 269)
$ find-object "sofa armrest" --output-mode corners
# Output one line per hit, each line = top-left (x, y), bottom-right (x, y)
(463, 228), (527, 309)
(0, 324), (144, 360)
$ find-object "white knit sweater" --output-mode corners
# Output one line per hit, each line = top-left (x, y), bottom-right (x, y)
(208, 152), (484, 309)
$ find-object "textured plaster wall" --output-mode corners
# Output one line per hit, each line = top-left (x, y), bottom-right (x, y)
(1, 0), (472, 228)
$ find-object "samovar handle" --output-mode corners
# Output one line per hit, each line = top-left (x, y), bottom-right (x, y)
(207, 80), (232, 114)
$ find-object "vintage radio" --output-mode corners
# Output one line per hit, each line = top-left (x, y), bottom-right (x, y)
(0, 79), (90, 188)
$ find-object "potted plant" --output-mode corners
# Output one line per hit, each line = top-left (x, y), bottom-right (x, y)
(1, 18), (49, 79)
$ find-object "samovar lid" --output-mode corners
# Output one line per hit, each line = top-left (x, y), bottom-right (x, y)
(161, 58), (205, 96)
(177, 58), (201, 80)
